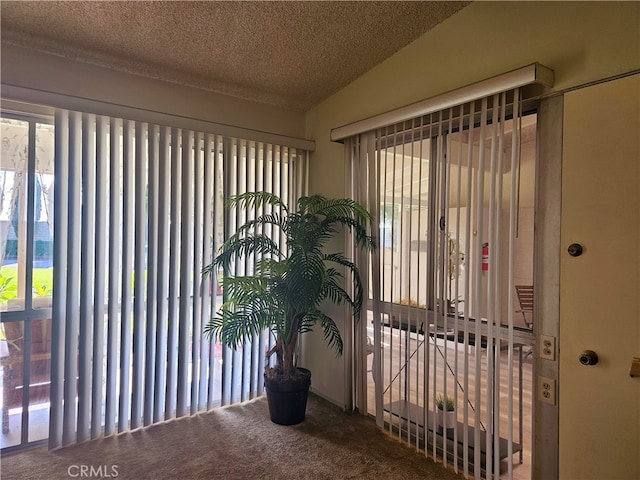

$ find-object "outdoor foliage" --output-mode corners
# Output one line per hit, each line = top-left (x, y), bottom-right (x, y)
(0, 274), (17, 304)
(0, 268), (53, 304)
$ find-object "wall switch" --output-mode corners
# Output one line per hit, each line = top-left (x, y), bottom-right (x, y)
(538, 376), (556, 405)
(540, 334), (556, 361)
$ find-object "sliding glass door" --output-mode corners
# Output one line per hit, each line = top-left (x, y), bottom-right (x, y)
(0, 114), (55, 451)
(349, 91), (535, 479)
(1, 106), (308, 452)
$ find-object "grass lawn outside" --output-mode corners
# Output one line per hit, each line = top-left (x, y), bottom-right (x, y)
(0, 266), (54, 304)
(0, 266), (54, 339)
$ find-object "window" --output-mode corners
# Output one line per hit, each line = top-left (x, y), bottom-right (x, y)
(0, 116), (54, 313)
(1, 113), (55, 450)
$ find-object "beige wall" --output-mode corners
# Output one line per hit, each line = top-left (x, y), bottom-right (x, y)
(307, 1), (640, 195)
(304, 1), (640, 477)
(1, 44), (307, 140)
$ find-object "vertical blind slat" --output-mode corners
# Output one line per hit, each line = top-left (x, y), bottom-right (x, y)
(256, 143), (266, 394)
(49, 110), (69, 449)
(248, 141), (258, 400)
(118, 120), (135, 432)
(78, 113), (96, 443)
(154, 125), (171, 422)
(208, 135), (221, 409)
(145, 124), (159, 426)
(238, 141), (247, 402)
(166, 127), (181, 420)
(200, 134), (214, 410)
(221, 137), (232, 407)
(191, 132), (203, 414)
(104, 117), (121, 437)
(462, 102), (476, 478)
(131, 122), (147, 430)
(507, 89), (521, 479)
(472, 98), (488, 480)
(177, 130), (194, 417)
(91, 115), (108, 439)
(62, 111), (82, 446)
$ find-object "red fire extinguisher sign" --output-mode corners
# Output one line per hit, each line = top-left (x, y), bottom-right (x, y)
(482, 243), (489, 271)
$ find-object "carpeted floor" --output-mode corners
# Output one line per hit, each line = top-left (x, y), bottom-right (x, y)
(0, 393), (463, 480)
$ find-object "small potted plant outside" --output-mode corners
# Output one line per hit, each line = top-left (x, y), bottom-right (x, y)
(436, 394), (456, 430)
(203, 192), (375, 425)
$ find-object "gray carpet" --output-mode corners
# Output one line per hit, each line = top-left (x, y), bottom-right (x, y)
(1, 394), (462, 480)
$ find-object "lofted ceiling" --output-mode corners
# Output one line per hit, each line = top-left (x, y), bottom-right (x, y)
(0, 1), (470, 112)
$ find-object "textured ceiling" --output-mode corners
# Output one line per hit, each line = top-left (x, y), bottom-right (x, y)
(1, 1), (470, 111)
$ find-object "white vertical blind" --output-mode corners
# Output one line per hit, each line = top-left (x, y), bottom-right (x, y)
(92, 116), (108, 438)
(132, 121), (147, 429)
(78, 113), (96, 443)
(348, 89), (531, 479)
(154, 125), (171, 422)
(118, 120), (135, 433)
(145, 124), (159, 426)
(191, 132), (204, 415)
(104, 118), (121, 437)
(62, 111), (81, 446)
(177, 130), (193, 417)
(49, 109), (308, 449)
(49, 111), (68, 448)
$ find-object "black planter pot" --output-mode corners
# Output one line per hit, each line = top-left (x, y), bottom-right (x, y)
(264, 367), (311, 425)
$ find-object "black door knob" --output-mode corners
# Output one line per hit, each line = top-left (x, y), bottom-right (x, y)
(568, 243), (583, 257)
(579, 350), (599, 366)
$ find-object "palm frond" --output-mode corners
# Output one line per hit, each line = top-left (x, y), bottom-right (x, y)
(254, 257), (287, 276)
(305, 197), (373, 225)
(213, 234), (281, 270)
(284, 253), (325, 311)
(205, 308), (276, 349)
(201, 262), (217, 278)
(227, 191), (288, 213)
(321, 275), (357, 312)
(323, 253), (364, 316)
(302, 310), (343, 355)
(218, 276), (270, 306)
(324, 214), (376, 250)
(205, 276), (285, 348)
(324, 267), (344, 280)
(234, 212), (285, 237)
(297, 194), (328, 215)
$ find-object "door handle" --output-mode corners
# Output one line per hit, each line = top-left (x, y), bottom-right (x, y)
(568, 243), (583, 257)
(579, 350), (599, 366)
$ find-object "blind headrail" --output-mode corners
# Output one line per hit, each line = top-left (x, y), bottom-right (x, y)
(1, 84), (315, 151)
(331, 63), (553, 142)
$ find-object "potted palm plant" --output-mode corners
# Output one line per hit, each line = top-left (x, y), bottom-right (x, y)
(203, 191), (375, 425)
